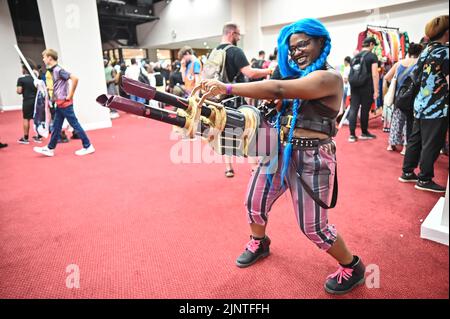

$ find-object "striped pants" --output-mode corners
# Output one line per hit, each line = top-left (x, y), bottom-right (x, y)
(245, 142), (338, 251)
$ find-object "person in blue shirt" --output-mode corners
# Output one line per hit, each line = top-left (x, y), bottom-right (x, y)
(178, 46), (202, 94)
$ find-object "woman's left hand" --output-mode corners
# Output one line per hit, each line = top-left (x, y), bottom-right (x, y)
(200, 80), (227, 96)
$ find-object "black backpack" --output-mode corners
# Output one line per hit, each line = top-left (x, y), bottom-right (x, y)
(252, 59), (265, 69)
(138, 68), (150, 85)
(348, 51), (370, 88)
(395, 45), (435, 115)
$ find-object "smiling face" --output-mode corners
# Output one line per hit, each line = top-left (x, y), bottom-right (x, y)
(288, 33), (324, 70)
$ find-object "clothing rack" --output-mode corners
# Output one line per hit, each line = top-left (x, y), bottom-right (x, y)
(366, 24), (400, 31)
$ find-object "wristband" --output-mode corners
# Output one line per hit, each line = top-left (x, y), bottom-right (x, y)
(226, 84), (233, 95)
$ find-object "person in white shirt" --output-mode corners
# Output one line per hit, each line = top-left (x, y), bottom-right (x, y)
(125, 58), (145, 103)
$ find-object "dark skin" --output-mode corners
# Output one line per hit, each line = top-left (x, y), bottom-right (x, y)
(201, 33), (353, 265)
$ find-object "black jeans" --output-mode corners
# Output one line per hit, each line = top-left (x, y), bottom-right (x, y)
(348, 86), (374, 136)
(402, 117), (448, 181)
(405, 111), (414, 143)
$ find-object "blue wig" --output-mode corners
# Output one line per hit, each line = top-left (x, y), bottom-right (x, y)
(271, 18), (331, 186)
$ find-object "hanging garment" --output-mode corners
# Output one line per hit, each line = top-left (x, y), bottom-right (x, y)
(357, 30), (367, 51)
(389, 31), (400, 62)
(382, 30), (393, 64)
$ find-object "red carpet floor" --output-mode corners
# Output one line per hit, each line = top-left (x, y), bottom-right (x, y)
(0, 109), (448, 299)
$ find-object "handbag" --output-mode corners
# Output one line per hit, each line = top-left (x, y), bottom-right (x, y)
(383, 74), (397, 107)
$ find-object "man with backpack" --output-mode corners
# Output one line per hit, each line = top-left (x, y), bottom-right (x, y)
(347, 37), (379, 142)
(203, 22), (272, 177)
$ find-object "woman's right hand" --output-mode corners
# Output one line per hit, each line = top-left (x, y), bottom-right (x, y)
(200, 79), (227, 96)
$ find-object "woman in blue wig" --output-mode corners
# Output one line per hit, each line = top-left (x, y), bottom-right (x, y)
(201, 18), (365, 295)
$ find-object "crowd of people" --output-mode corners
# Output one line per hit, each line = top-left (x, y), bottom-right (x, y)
(340, 15), (449, 193)
(1, 16), (448, 192)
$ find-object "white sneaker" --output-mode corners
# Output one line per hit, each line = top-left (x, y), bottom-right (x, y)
(75, 144), (95, 156)
(110, 111), (120, 119)
(33, 145), (55, 157)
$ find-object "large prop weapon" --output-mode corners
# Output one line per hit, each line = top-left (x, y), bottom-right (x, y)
(96, 77), (277, 157)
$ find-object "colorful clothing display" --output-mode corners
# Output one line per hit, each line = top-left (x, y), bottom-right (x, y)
(357, 27), (410, 64)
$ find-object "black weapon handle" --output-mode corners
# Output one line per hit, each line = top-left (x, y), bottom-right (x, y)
(96, 95), (187, 128)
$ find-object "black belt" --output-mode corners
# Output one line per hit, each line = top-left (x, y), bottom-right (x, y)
(282, 137), (332, 149)
(290, 137), (338, 210)
(280, 115), (336, 136)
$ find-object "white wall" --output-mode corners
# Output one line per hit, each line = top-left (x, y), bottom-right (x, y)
(137, 0), (232, 48)
(230, 0), (246, 32)
(260, 0), (449, 67)
(0, 0), (22, 110)
(242, 0), (263, 59)
(37, 0), (111, 131)
(259, 0), (420, 27)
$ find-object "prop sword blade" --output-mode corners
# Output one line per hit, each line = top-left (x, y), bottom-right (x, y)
(14, 44), (38, 82)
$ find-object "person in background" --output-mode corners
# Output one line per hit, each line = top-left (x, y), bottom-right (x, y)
(178, 46), (202, 95)
(347, 37), (379, 142)
(217, 22), (273, 178)
(251, 50), (267, 70)
(169, 60), (185, 97)
(125, 58), (145, 104)
(33, 49), (95, 157)
(160, 61), (171, 91)
(383, 43), (424, 154)
(342, 56), (351, 107)
(268, 47), (279, 75)
(144, 63), (159, 109)
(399, 15), (449, 193)
(17, 64), (41, 144)
(0, 113), (8, 148)
(104, 59), (119, 119)
(117, 62), (129, 99)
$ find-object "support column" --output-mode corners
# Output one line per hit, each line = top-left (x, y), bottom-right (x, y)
(0, 0), (22, 110)
(242, 0), (264, 60)
(37, 0), (111, 130)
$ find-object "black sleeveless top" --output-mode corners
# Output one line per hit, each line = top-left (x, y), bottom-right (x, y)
(280, 64), (339, 137)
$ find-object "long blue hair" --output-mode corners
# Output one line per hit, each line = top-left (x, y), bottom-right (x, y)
(270, 18), (331, 186)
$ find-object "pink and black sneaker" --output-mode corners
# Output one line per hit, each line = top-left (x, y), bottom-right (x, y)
(236, 235), (271, 268)
(324, 256), (366, 295)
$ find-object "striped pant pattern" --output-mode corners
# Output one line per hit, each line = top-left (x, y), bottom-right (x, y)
(245, 143), (338, 250)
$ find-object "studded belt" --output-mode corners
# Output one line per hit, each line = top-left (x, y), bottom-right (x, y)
(283, 137), (333, 149)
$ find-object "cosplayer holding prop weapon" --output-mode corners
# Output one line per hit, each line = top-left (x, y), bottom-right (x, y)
(96, 18), (365, 296)
(198, 18), (366, 296)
